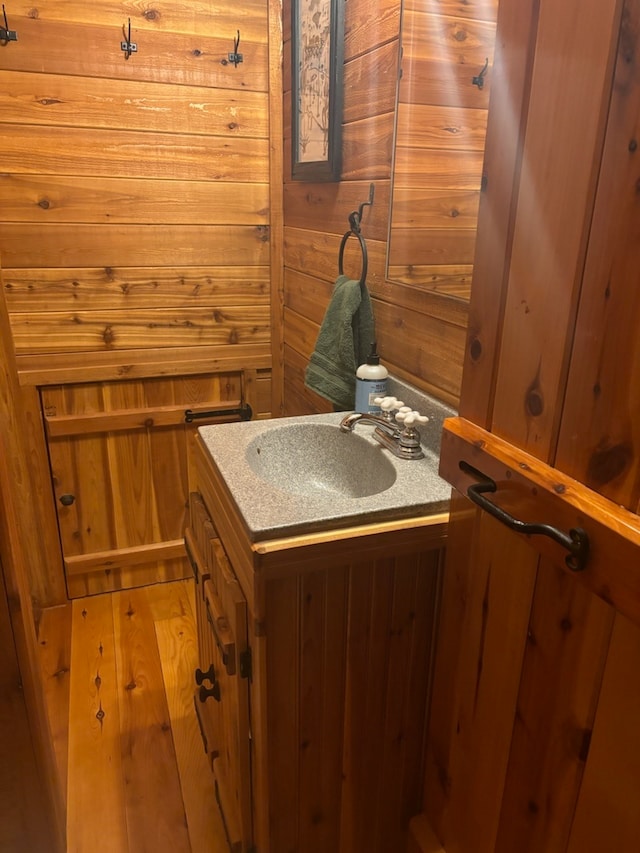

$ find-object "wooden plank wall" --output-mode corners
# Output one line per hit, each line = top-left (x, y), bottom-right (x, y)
(282, 0), (496, 412)
(0, 0), (272, 383)
(388, 0), (498, 299)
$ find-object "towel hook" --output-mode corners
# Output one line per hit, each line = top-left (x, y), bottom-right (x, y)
(350, 183), (375, 233)
(472, 58), (489, 89)
(121, 18), (137, 59)
(338, 184), (374, 287)
(1, 4), (17, 43)
(228, 30), (243, 66)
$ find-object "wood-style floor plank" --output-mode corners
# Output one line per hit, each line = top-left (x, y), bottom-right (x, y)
(113, 587), (192, 852)
(37, 602), (72, 808)
(67, 594), (129, 853)
(44, 580), (229, 852)
(154, 586), (227, 852)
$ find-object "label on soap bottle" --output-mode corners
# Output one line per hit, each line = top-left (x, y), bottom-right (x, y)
(355, 378), (387, 413)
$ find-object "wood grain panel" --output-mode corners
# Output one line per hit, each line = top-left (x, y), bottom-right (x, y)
(490, 0), (621, 459)
(0, 126), (269, 181)
(400, 11), (496, 109)
(0, 175), (269, 225)
(404, 0), (499, 21)
(555, 0), (640, 511)
(0, 224), (270, 269)
(284, 180), (390, 242)
(567, 613), (640, 852)
(284, 268), (333, 325)
(391, 189), (480, 230)
(67, 595), (128, 853)
(344, 0), (401, 60)
(11, 306), (269, 353)
(6, 0), (268, 39)
(37, 603), (73, 808)
(343, 41), (400, 124)
(386, 264), (472, 298)
(375, 299), (466, 401)
(426, 514), (537, 852)
(3, 14), (268, 90)
(0, 71), (269, 136)
(388, 228), (477, 265)
(494, 562), (614, 853)
(395, 104), (489, 151)
(3, 266), (269, 312)
(297, 568), (347, 852)
(17, 343), (269, 388)
(112, 588), (191, 851)
(284, 225), (388, 288)
(393, 148), (485, 189)
(342, 113), (395, 181)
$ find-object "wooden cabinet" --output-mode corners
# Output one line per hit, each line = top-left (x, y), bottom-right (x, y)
(186, 492), (252, 852)
(42, 370), (268, 597)
(187, 433), (449, 852)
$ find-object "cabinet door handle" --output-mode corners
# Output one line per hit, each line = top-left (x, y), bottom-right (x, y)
(460, 461), (589, 572)
(195, 664), (216, 686)
(59, 493), (75, 506)
(199, 681), (221, 703)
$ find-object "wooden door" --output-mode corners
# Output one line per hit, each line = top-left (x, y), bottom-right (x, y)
(42, 372), (244, 596)
(428, 0), (640, 850)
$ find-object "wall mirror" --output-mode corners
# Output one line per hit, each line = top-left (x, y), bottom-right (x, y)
(386, 0), (499, 302)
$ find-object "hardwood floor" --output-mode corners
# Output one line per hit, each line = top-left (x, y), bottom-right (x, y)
(38, 580), (229, 852)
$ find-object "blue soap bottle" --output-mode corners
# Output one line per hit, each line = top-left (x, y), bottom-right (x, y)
(355, 343), (388, 413)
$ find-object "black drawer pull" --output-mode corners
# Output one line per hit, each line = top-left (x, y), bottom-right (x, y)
(195, 664), (216, 686)
(184, 403), (252, 423)
(199, 682), (221, 703)
(460, 461), (589, 572)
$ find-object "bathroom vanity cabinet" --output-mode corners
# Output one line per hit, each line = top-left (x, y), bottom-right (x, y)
(186, 432), (448, 852)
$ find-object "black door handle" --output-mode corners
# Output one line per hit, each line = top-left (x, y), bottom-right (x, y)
(460, 461), (589, 572)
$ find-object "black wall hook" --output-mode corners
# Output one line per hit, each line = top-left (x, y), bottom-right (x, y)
(121, 18), (137, 59)
(1, 5), (18, 43)
(228, 30), (243, 66)
(472, 57), (489, 90)
(349, 183), (375, 234)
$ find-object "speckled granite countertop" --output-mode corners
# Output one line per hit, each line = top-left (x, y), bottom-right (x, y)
(198, 379), (455, 542)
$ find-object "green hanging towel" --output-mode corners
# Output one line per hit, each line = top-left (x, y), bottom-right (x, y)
(304, 274), (375, 411)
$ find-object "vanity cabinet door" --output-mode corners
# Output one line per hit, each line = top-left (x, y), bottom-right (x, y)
(186, 492), (252, 852)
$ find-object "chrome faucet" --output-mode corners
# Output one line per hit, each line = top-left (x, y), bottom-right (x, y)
(339, 398), (428, 460)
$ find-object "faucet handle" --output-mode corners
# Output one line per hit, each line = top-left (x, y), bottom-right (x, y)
(396, 409), (429, 427)
(375, 396), (403, 411)
(375, 396), (404, 421)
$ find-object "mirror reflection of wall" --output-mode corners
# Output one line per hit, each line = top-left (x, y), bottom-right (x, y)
(387, 0), (499, 301)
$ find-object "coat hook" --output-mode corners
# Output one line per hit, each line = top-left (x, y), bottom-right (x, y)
(472, 58), (489, 90)
(228, 30), (243, 66)
(1, 5), (18, 43)
(349, 183), (375, 233)
(121, 17), (137, 59)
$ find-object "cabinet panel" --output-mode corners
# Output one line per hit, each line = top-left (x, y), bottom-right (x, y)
(187, 493), (252, 852)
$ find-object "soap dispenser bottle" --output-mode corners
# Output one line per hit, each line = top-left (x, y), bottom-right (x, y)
(355, 342), (388, 413)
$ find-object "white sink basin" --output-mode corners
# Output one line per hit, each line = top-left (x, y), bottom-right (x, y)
(245, 423), (397, 498)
